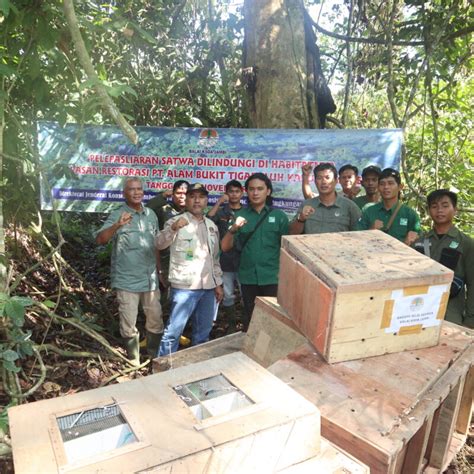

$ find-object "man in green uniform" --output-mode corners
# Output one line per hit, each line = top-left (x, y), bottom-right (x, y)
(146, 180), (189, 229)
(290, 163), (361, 235)
(96, 177), (163, 364)
(413, 189), (473, 328)
(353, 165), (381, 210)
(221, 173), (289, 329)
(146, 180), (189, 300)
(356, 168), (420, 245)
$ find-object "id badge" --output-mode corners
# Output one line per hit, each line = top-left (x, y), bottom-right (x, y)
(185, 249), (193, 261)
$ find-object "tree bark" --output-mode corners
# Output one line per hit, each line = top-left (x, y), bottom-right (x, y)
(243, 0), (313, 128)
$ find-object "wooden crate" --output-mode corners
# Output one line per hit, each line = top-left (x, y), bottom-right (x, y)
(269, 320), (474, 474)
(9, 352), (323, 473)
(278, 231), (454, 363)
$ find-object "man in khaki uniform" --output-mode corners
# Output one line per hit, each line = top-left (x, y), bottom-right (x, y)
(156, 183), (223, 355)
(414, 189), (473, 328)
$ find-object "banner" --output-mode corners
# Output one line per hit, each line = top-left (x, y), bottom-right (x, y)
(38, 122), (402, 213)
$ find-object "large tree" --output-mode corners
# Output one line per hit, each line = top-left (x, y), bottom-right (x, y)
(243, 0), (335, 128)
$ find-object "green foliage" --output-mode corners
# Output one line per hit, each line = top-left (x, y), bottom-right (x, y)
(0, 293), (34, 374)
(1, 0), (247, 227)
(311, 0), (473, 232)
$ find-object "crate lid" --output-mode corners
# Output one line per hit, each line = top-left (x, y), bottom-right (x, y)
(281, 231), (453, 292)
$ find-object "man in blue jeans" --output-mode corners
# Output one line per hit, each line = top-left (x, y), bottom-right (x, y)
(156, 183), (223, 356)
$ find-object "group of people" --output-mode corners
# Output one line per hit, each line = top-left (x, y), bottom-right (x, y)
(95, 163), (473, 365)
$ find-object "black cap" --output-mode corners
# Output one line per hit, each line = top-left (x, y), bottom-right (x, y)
(380, 168), (401, 184)
(362, 165), (382, 177)
(186, 183), (209, 195)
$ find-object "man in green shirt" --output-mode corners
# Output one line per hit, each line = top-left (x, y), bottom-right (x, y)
(413, 190), (473, 328)
(353, 165), (381, 210)
(356, 168), (420, 245)
(96, 177), (163, 365)
(290, 163), (361, 235)
(221, 173), (289, 329)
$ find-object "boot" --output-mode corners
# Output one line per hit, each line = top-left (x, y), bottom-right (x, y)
(146, 331), (163, 360)
(124, 334), (140, 366)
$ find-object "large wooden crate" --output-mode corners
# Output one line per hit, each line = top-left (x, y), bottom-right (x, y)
(269, 322), (474, 474)
(278, 231), (454, 363)
(9, 352), (323, 473)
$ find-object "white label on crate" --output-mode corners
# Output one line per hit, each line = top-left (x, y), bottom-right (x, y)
(385, 283), (449, 333)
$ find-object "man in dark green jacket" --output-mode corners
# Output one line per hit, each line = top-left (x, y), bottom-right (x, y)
(413, 189), (473, 328)
(356, 168), (420, 245)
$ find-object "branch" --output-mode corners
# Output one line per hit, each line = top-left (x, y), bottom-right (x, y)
(38, 343), (107, 359)
(310, 18), (473, 47)
(62, 0), (138, 145)
(385, 0), (401, 127)
(311, 18), (424, 46)
(325, 116), (344, 128)
(34, 301), (135, 367)
(8, 238), (65, 294)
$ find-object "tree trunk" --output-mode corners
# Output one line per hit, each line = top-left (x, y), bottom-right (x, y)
(243, 0), (335, 129)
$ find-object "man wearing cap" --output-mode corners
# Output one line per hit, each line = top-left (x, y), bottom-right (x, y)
(413, 189), (473, 328)
(156, 183), (223, 355)
(353, 165), (381, 210)
(290, 163), (361, 235)
(95, 177), (163, 365)
(356, 168), (420, 245)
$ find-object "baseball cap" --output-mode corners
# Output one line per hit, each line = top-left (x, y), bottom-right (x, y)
(362, 165), (382, 177)
(186, 183), (209, 195)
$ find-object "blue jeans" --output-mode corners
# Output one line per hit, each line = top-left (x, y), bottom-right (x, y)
(222, 272), (240, 307)
(158, 288), (217, 356)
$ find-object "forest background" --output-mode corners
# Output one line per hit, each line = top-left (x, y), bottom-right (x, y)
(0, 0), (472, 468)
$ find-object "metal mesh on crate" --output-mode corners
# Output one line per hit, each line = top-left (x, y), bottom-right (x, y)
(57, 404), (127, 441)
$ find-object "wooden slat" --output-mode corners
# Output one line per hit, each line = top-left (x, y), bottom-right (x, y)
(400, 414), (434, 474)
(455, 365), (474, 435)
(278, 249), (334, 356)
(427, 373), (466, 469)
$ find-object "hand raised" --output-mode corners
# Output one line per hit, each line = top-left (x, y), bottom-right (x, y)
(371, 219), (384, 230)
(234, 216), (247, 228)
(171, 217), (189, 231)
(218, 193), (229, 204)
(117, 212), (133, 227)
(229, 216), (247, 234)
(302, 163), (313, 177)
(298, 205), (315, 222)
(404, 231), (418, 246)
